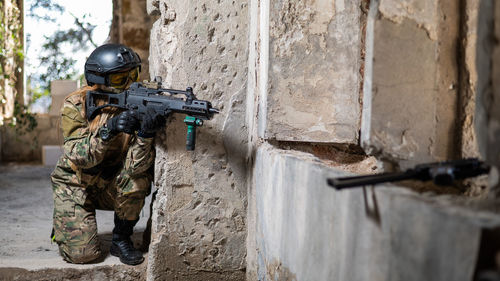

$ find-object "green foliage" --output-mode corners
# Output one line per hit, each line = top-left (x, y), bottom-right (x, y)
(27, 77), (50, 104)
(0, 0), (23, 81)
(1, 3), (23, 60)
(7, 100), (39, 149)
(9, 101), (38, 136)
(0, 1), (39, 141)
(0, 0), (103, 137)
(27, 0), (98, 96)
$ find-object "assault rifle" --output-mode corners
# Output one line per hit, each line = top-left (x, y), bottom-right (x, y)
(86, 77), (219, 150)
(327, 158), (490, 190)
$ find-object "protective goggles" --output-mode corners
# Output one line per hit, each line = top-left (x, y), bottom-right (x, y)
(108, 67), (140, 87)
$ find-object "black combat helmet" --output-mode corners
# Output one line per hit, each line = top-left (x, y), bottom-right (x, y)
(84, 43), (141, 86)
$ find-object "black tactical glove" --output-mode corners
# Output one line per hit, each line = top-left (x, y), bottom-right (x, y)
(107, 110), (141, 135)
(138, 108), (166, 138)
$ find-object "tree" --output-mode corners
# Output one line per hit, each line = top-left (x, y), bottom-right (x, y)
(0, 0), (25, 125)
(26, 0), (99, 104)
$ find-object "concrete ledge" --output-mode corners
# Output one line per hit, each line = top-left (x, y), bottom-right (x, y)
(247, 144), (500, 281)
(0, 263), (146, 281)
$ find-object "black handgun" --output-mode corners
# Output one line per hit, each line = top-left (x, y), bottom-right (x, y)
(327, 158), (490, 190)
(85, 77), (219, 150)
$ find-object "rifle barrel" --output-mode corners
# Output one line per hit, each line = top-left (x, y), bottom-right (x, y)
(327, 170), (419, 190)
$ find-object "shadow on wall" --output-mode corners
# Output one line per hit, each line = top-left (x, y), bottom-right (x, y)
(474, 228), (500, 280)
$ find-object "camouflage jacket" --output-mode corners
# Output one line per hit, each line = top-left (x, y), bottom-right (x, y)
(52, 87), (155, 188)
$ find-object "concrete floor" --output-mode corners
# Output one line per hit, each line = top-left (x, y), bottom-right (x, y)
(0, 163), (151, 271)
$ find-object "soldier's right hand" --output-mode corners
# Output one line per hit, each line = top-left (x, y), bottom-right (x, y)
(107, 110), (141, 135)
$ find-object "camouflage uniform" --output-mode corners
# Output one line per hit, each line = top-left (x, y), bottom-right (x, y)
(51, 88), (154, 264)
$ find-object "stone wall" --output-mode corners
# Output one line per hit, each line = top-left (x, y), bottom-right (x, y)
(361, 0), (462, 169)
(249, 144), (500, 281)
(146, 0), (248, 279)
(0, 80), (77, 164)
(263, 0), (362, 143)
(0, 114), (61, 163)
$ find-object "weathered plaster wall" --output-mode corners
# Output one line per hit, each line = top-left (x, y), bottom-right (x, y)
(361, 0), (461, 169)
(147, 0), (248, 280)
(0, 80), (76, 163)
(460, 0), (481, 159)
(144, 0), (500, 280)
(262, 0), (362, 143)
(0, 114), (61, 162)
(245, 0), (500, 279)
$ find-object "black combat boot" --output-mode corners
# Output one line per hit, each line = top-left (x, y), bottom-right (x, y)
(110, 213), (144, 265)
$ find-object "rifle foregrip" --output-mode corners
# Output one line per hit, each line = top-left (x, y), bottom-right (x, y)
(184, 116), (203, 151)
(186, 124), (196, 151)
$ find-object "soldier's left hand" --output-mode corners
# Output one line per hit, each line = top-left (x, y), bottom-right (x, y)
(108, 110), (141, 135)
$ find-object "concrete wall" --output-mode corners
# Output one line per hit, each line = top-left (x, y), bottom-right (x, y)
(460, 0), (481, 160)
(0, 80), (76, 164)
(263, 0), (362, 143)
(248, 144), (500, 281)
(476, 0), (500, 195)
(49, 80), (78, 117)
(0, 114), (61, 163)
(146, 0), (248, 280)
(361, 0), (461, 169)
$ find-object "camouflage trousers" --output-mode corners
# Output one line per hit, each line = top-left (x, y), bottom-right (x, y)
(51, 165), (151, 264)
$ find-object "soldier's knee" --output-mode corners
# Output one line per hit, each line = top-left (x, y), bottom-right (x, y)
(53, 214), (101, 264)
(59, 242), (101, 264)
(116, 172), (152, 197)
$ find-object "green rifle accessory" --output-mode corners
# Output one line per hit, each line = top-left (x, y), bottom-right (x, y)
(184, 116), (203, 151)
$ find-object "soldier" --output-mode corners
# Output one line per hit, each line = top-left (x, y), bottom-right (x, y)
(51, 43), (163, 265)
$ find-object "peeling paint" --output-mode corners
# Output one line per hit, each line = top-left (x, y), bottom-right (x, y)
(307, 122), (328, 134)
(379, 0), (438, 40)
(309, 1), (335, 36)
(267, 0), (361, 143)
(372, 129), (418, 160)
(266, 260), (298, 281)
